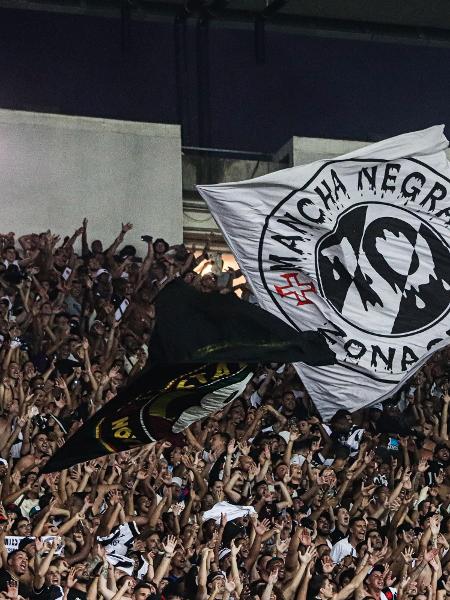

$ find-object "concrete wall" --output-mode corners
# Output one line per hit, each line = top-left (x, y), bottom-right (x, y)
(275, 136), (371, 166)
(0, 110), (183, 251)
(182, 154), (282, 250)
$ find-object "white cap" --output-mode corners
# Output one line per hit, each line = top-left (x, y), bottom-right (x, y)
(218, 548), (231, 561)
(171, 476), (183, 487)
(278, 431), (290, 444)
(0, 297), (12, 309)
(94, 268), (111, 280)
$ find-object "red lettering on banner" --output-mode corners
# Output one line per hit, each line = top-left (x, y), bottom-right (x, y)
(274, 273), (316, 306)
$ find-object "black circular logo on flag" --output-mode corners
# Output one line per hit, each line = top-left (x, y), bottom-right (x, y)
(315, 202), (450, 337)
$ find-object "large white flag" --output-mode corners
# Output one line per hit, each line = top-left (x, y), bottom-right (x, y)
(198, 126), (450, 419)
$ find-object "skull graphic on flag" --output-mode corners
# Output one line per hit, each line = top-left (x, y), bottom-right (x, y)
(198, 125), (450, 417)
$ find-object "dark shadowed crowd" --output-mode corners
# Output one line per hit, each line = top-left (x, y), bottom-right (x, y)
(0, 221), (449, 600)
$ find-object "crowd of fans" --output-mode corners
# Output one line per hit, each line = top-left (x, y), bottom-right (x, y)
(0, 220), (449, 600)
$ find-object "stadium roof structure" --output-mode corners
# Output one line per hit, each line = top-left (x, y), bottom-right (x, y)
(1, 0), (450, 44)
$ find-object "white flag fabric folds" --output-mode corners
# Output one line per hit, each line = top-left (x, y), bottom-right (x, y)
(198, 126), (450, 419)
(203, 500), (257, 523)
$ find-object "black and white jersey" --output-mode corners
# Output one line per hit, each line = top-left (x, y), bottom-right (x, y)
(97, 522), (140, 575)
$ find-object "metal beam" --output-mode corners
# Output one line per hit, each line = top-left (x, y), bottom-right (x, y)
(0, 0), (450, 47)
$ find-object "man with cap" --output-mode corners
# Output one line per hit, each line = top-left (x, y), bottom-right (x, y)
(170, 477), (183, 501)
(18, 537), (36, 558)
(218, 547), (231, 574)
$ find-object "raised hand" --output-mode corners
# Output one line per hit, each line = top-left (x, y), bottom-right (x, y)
(289, 429), (300, 442)
(230, 538), (241, 557)
(54, 397), (66, 410)
(172, 502), (184, 517)
(383, 565), (396, 587)
(443, 386), (450, 405)
(207, 530), (219, 550)
(252, 517), (270, 536)
(300, 527), (312, 547)
(84, 461), (96, 475)
(299, 545), (317, 565)
(132, 539), (145, 552)
(417, 458), (429, 473)
(398, 576), (411, 592)
(430, 556), (440, 572)
(402, 467), (412, 484)
(435, 470), (445, 485)
(82, 497), (94, 513)
(248, 463), (260, 482)
(364, 450), (375, 464)
(361, 481), (376, 497)
(108, 366), (121, 380)
(261, 444), (271, 463)
(136, 468), (150, 480)
(162, 535), (177, 556)
(107, 489), (120, 506)
(66, 566), (79, 588)
(429, 514), (440, 536)
(96, 543), (106, 560)
(398, 436), (409, 448)
(238, 441), (251, 456)
(389, 498), (402, 512)
(227, 438), (237, 455)
(11, 471), (21, 489)
(121, 222), (133, 234)
(6, 580), (18, 599)
(181, 455), (195, 471)
(224, 580), (236, 593)
(268, 568), (279, 584)
(276, 538), (290, 555)
(321, 555), (335, 574)
(424, 548), (439, 563)
(401, 546), (414, 564)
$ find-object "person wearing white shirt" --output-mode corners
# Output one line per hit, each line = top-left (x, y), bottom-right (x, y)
(330, 517), (366, 565)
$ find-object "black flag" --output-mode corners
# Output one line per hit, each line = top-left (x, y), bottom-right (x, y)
(149, 280), (334, 365)
(43, 361), (252, 473)
(43, 281), (335, 472)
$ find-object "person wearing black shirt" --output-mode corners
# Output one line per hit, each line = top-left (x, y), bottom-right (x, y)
(0, 550), (30, 598)
(330, 506), (350, 545)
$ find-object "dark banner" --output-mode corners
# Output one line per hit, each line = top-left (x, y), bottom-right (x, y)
(42, 362), (252, 472)
(43, 281), (335, 472)
(149, 280), (335, 366)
